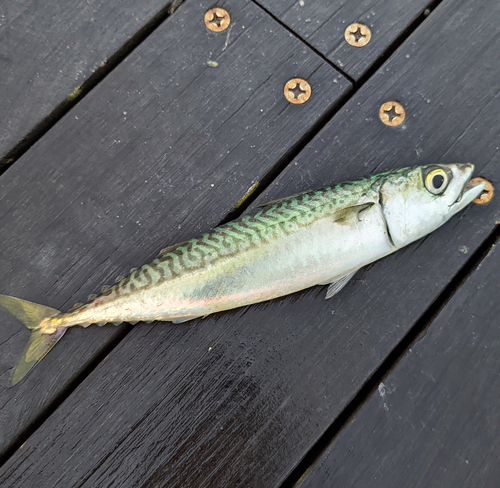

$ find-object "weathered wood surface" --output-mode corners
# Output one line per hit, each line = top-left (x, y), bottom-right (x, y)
(0, 0), (178, 166)
(0, 0), (349, 460)
(258, 0), (433, 80)
(1, 0), (498, 486)
(299, 240), (500, 488)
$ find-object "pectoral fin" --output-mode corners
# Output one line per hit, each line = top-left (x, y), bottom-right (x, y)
(323, 270), (358, 300)
(330, 203), (374, 224)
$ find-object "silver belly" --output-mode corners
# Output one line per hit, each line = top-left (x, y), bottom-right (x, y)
(146, 201), (395, 320)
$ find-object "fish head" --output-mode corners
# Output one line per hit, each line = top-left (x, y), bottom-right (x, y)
(379, 163), (485, 248)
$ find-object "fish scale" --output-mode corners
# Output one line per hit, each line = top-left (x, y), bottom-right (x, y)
(94, 185), (362, 304)
(108, 172), (387, 299)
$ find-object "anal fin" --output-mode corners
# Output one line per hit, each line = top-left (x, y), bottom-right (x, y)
(323, 270), (358, 300)
(170, 315), (202, 324)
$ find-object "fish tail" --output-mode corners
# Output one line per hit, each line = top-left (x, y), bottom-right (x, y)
(0, 294), (65, 385)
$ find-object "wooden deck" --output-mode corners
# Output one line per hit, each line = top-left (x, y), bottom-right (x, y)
(0, 0), (499, 486)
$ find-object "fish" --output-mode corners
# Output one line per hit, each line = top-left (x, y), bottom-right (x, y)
(0, 163), (487, 385)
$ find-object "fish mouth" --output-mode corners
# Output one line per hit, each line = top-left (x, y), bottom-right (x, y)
(453, 168), (485, 207)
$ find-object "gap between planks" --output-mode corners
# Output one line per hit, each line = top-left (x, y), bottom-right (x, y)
(250, 0), (443, 89)
(0, 0), (447, 471)
(280, 223), (500, 488)
(0, 0), (186, 173)
(222, 0), (446, 217)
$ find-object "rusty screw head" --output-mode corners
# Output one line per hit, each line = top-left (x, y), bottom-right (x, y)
(379, 101), (405, 126)
(345, 23), (371, 47)
(284, 78), (311, 104)
(204, 8), (230, 32)
(471, 177), (494, 204)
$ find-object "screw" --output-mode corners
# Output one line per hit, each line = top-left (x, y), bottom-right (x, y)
(344, 23), (371, 47)
(379, 101), (405, 126)
(204, 8), (230, 32)
(471, 177), (494, 205)
(284, 78), (311, 104)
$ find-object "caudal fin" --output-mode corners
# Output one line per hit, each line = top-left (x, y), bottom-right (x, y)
(0, 295), (65, 385)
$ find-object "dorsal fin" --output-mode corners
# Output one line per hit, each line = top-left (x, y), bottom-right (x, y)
(158, 240), (192, 256)
(258, 190), (311, 208)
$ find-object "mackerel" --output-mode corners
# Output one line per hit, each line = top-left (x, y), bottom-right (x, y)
(0, 163), (487, 384)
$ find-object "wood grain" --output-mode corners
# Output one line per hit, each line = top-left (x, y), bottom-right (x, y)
(257, 0), (434, 80)
(298, 241), (500, 488)
(0, 0), (349, 460)
(1, 0), (498, 486)
(0, 0), (176, 165)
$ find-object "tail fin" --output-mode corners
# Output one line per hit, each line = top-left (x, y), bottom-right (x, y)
(0, 295), (65, 385)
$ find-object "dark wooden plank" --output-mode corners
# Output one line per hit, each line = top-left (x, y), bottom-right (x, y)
(0, 0), (349, 459)
(0, 0), (176, 165)
(257, 0), (433, 80)
(2, 0), (500, 486)
(298, 241), (500, 488)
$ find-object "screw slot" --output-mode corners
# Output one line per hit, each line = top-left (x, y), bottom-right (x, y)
(204, 8), (231, 32)
(471, 177), (494, 205)
(345, 23), (371, 47)
(284, 78), (311, 104)
(379, 101), (405, 126)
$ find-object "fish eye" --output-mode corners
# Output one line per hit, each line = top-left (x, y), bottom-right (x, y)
(425, 168), (449, 195)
